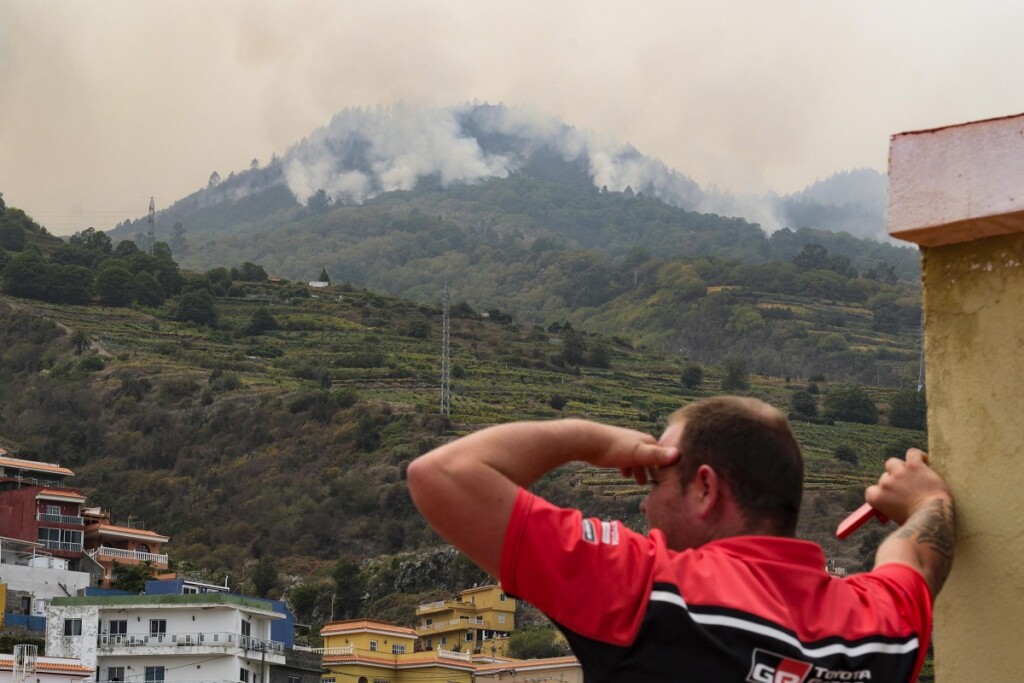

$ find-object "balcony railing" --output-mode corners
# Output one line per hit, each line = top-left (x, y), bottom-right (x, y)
(39, 540), (83, 553)
(0, 473), (68, 489)
(36, 512), (84, 525)
(88, 546), (169, 565)
(97, 632), (284, 654)
(418, 616), (506, 632)
(437, 647), (472, 662)
(315, 645), (470, 662)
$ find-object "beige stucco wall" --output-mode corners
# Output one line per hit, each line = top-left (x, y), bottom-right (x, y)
(922, 232), (1024, 680)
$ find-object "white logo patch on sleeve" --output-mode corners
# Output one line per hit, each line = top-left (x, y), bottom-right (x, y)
(581, 519), (620, 545)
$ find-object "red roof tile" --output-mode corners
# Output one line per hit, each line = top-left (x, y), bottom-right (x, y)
(0, 456), (74, 476)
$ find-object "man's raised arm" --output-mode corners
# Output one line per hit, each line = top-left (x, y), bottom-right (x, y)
(866, 448), (955, 598)
(407, 419), (679, 577)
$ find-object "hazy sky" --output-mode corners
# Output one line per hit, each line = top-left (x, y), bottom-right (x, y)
(2, 1), (1022, 236)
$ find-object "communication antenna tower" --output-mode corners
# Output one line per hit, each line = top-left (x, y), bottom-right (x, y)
(13, 644), (37, 683)
(440, 283), (451, 415)
(147, 196), (156, 255)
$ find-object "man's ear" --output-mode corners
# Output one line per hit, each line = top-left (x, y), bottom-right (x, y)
(693, 464), (721, 519)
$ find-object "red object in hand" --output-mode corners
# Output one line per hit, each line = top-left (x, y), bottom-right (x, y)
(836, 503), (889, 540)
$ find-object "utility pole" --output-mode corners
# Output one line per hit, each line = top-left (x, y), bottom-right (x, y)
(441, 283), (451, 416)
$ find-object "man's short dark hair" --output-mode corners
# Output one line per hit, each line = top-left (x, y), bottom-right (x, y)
(671, 396), (803, 536)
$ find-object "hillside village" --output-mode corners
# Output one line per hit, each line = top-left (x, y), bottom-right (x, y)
(0, 452), (580, 683)
(0, 196), (932, 681)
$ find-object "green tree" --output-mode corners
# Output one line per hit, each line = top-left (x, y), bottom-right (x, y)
(319, 267), (330, 283)
(175, 289), (218, 326)
(133, 271), (166, 307)
(561, 327), (587, 365)
(112, 561), (152, 593)
(331, 557), (366, 620)
(246, 307), (279, 335)
(70, 329), (89, 355)
(46, 264), (93, 304)
(251, 557), (278, 598)
(681, 364), (703, 389)
(889, 389), (927, 431)
(233, 261), (268, 282)
(508, 627), (570, 659)
(2, 251), (49, 299)
(823, 384), (878, 424)
(834, 444), (859, 466)
(721, 357), (750, 391)
(96, 265), (134, 307)
(586, 340), (610, 368)
(0, 222), (25, 251)
(114, 239), (141, 258)
(790, 390), (817, 418)
(152, 241), (173, 261)
(69, 227), (113, 253)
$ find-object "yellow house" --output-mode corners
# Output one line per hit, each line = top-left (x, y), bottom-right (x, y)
(320, 619), (475, 683)
(415, 584), (516, 656)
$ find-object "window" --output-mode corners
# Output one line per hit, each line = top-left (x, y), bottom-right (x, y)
(369, 639), (378, 651)
(288, 677), (301, 683)
(182, 585), (198, 594)
(499, 593), (507, 602)
(465, 632), (474, 642)
(38, 527), (83, 548)
(323, 679), (336, 683)
(150, 619), (167, 640)
(424, 617), (432, 626)
(107, 667), (125, 682)
(497, 614), (506, 624)
(144, 667), (165, 682)
(240, 668), (250, 683)
(108, 620), (128, 635)
(63, 618), (82, 636)
(241, 620), (252, 637)
(137, 543), (151, 554)
(439, 636), (447, 646)
(391, 643), (406, 654)
(46, 504), (61, 515)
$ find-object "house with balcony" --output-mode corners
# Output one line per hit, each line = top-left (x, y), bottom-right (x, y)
(83, 508), (171, 589)
(319, 619), (476, 683)
(414, 584), (516, 656)
(0, 455), (89, 571)
(45, 592), (286, 683)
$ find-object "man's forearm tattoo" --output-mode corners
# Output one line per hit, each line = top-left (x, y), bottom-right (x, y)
(897, 497), (956, 591)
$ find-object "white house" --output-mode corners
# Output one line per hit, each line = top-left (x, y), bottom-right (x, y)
(46, 593), (286, 683)
(0, 536), (93, 621)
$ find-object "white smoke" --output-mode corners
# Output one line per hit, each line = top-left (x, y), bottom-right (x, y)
(281, 103), (706, 208)
(277, 102), (886, 239)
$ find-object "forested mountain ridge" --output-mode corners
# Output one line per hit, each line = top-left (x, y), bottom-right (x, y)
(106, 171), (919, 384)
(104, 105), (912, 361)
(2, 190), (923, 620)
